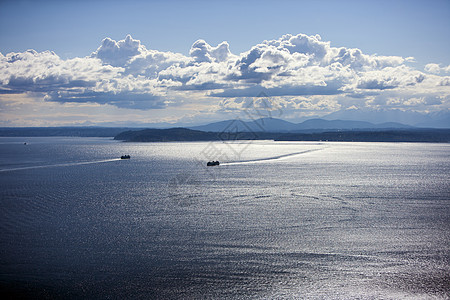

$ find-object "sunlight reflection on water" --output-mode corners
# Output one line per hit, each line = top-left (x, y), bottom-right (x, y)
(0, 138), (449, 299)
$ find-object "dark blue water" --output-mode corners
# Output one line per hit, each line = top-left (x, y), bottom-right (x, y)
(1, 137), (449, 299)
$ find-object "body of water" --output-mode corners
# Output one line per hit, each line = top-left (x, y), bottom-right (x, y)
(0, 137), (449, 299)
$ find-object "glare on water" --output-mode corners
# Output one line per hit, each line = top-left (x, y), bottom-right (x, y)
(0, 137), (449, 299)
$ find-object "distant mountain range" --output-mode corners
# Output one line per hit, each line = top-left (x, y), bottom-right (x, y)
(1, 112), (448, 141)
(1, 122), (449, 143)
(113, 117), (450, 143)
(322, 108), (450, 128)
(189, 118), (414, 133)
(113, 127), (450, 143)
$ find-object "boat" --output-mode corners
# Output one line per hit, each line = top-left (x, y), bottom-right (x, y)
(121, 155), (131, 159)
(207, 161), (220, 166)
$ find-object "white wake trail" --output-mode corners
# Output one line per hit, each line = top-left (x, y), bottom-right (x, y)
(0, 158), (122, 173)
(221, 148), (323, 166)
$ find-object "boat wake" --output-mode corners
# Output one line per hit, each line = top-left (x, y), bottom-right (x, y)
(0, 158), (122, 173)
(221, 148), (324, 165)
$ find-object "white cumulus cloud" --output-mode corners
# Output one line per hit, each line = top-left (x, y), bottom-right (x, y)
(425, 63), (450, 74)
(0, 33), (449, 119)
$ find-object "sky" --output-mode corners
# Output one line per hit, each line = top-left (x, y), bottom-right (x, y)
(0, 0), (449, 127)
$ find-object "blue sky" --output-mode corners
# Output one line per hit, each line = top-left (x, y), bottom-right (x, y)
(0, 0), (449, 126)
(1, 0), (449, 65)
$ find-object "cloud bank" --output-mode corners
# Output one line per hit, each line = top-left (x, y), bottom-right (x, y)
(1, 33), (449, 125)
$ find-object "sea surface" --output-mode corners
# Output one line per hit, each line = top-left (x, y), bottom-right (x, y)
(0, 137), (449, 299)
